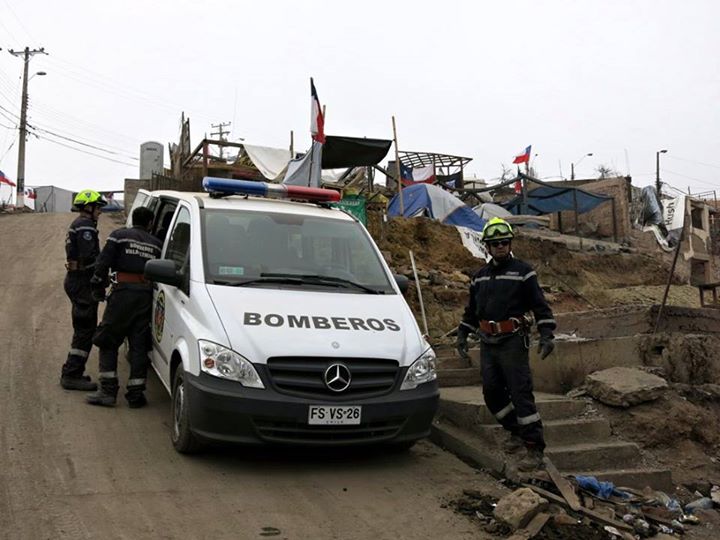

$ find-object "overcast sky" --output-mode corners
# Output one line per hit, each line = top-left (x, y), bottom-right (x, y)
(0, 0), (718, 199)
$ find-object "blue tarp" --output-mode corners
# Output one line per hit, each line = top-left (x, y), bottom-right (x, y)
(387, 184), (486, 232)
(504, 184), (612, 216)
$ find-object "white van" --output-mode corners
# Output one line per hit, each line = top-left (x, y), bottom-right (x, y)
(128, 178), (438, 453)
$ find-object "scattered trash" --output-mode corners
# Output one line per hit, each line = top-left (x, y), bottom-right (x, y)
(603, 525), (623, 537)
(574, 475), (630, 500)
(712, 485), (720, 506)
(631, 517), (651, 536)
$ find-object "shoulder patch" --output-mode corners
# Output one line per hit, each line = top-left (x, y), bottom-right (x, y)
(82, 231), (93, 241)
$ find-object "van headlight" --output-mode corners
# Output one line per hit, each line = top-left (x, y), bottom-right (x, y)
(400, 348), (437, 390)
(198, 340), (265, 389)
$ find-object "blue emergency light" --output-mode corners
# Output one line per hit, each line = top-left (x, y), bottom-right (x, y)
(202, 177), (341, 203)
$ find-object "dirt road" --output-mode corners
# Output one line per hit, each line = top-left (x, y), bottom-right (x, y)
(0, 213), (498, 540)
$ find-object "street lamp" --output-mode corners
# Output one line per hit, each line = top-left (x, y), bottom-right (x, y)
(656, 149), (668, 204)
(570, 152), (593, 180)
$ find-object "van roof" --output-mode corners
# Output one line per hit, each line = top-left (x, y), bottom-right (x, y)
(146, 190), (356, 221)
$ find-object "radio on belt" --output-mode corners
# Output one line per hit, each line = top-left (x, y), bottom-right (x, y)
(203, 177), (341, 203)
(133, 180), (438, 454)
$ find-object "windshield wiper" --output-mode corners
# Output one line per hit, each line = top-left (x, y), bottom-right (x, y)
(262, 273), (386, 294)
(213, 276), (304, 287)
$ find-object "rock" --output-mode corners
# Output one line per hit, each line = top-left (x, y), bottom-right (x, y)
(685, 497), (714, 513)
(711, 485), (720, 505)
(493, 487), (548, 530)
(585, 367), (668, 408)
(449, 271), (470, 284)
(552, 513), (579, 526)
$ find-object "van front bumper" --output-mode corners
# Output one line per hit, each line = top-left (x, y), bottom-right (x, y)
(185, 372), (439, 446)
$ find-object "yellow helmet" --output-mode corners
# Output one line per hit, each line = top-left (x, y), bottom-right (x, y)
(73, 189), (108, 209)
(481, 217), (514, 241)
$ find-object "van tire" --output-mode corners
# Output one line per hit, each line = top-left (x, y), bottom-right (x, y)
(171, 364), (202, 454)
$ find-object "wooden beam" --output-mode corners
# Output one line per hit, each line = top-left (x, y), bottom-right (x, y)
(544, 459), (582, 511)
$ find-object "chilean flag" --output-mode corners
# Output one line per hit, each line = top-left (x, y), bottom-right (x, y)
(512, 145), (531, 164)
(0, 169), (16, 187)
(400, 163), (436, 186)
(310, 78), (325, 143)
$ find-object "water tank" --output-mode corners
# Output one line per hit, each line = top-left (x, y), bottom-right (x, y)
(139, 142), (164, 179)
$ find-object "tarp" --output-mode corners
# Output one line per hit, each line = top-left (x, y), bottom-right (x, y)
(474, 202), (512, 220)
(504, 184), (612, 215)
(283, 140), (323, 187)
(321, 135), (392, 169)
(242, 144), (292, 181)
(387, 184), (489, 260)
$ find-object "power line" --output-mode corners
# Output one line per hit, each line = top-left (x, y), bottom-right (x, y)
(29, 124), (138, 160)
(1, 0), (36, 41)
(36, 135), (137, 167)
(0, 134), (17, 162)
(663, 168), (718, 188)
(665, 154), (720, 171)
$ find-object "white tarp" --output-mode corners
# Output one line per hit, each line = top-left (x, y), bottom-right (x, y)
(473, 202), (512, 220)
(282, 141), (323, 187)
(456, 226), (491, 261)
(643, 194), (686, 251)
(242, 144), (291, 181)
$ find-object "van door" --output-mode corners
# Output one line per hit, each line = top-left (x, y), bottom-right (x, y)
(151, 205), (192, 389)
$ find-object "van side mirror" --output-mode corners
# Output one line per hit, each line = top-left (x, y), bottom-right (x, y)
(394, 274), (409, 294)
(145, 259), (182, 287)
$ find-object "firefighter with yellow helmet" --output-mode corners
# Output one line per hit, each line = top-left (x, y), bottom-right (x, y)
(456, 217), (556, 471)
(60, 189), (107, 391)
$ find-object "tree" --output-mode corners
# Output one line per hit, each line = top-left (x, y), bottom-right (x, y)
(596, 164), (620, 179)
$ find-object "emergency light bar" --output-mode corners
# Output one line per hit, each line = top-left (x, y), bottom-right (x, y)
(203, 177), (341, 203)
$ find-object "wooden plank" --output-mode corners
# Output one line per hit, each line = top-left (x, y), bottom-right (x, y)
(524, 512), (551, 538)
(524, 484), (633, 532)
(544, 459), (582, 511)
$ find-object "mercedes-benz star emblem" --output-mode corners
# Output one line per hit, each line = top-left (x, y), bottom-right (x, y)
(324, 363), (351, 392)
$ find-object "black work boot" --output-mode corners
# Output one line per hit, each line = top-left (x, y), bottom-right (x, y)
(60, 375), (98, 391)
(502, 434), (525, 454)
(125, 381), (147, 409)
(518, 447), (546, 472)
(86, 377), (118, 407)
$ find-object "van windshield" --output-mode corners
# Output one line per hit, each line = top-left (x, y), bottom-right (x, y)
(202, 209), (396, 294)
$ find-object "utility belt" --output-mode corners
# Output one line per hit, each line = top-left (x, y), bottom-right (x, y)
(114, 272), (148, 284)
(66, 260), (92, 272)
(479, 315), (532, 336)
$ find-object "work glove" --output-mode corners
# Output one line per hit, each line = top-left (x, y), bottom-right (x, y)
(537, 336), (555, 360)
(90, 275), (107, 303)
(456, 324), (471, 361)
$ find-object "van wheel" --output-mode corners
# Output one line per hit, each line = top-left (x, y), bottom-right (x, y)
(171, 364), (202, 454)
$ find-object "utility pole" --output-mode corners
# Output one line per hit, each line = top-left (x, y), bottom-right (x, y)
(9, 46), (47, 208)
(211, 121), (231, 160)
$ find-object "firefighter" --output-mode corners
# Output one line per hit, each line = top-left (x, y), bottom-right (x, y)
(86, 206), (162, 408)
(456, 217), (556, 471)
(60, 189), (108, 391)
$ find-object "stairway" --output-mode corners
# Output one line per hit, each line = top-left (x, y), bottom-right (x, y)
(431, 385), (673, 491)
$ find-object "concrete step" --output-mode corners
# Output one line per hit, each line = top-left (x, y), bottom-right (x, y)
(437, 368), (482, 387)
(474, 417), (612, 447)
(436, 355), (469, 370)
(546, 441), (642, 472)
(430, 418), (505, 474)
(566, 469), (674, 492)
(439, 386), (587, 429)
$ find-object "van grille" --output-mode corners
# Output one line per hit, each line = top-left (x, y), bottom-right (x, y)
(253, 417), (405, 444)
(264, 357), (400, 399)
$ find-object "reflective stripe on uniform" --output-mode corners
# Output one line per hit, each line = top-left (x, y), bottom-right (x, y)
(494, 402), (515, 420)
(460, 321), (477, 331)
(471, 276), (491, 285)
(127, 378), (146, 386)
(99, 371), (117, 379)
(74, 226), (97, 233)
(69, 348), (89, 358)
(536, 319), (556, 326)
(110, 238), (161, 251)
(517, 412), (541, 425)
(496, 275), (524, 281)
(523, 271), (537, 281)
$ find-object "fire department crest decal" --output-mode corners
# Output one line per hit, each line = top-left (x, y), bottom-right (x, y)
(153, 291), (165, 343)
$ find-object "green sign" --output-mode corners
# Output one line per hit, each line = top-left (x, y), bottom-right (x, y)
(332, 196), (367, 225)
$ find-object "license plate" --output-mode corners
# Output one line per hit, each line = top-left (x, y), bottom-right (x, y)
(308, 405), (362, 425)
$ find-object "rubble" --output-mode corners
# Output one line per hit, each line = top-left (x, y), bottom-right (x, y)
(493, 487), (549, 529)
(585, 367), (669, 408)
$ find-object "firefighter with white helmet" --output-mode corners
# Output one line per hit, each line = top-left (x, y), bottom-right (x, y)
(60, 189), (108, 391)
(456, 217), (556, 471)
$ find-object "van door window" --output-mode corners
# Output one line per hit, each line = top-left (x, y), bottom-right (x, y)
(165, 207), (191, 293)
(153, 200), (179, 243)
